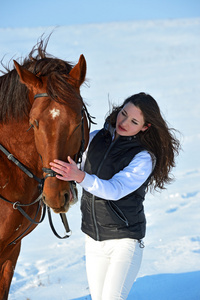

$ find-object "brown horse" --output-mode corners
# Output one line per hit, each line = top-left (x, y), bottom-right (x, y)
(0, 37), (91, 299)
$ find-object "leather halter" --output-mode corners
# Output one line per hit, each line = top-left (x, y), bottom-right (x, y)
(34, 93), (49, 100)
(0, 92), (95, 245)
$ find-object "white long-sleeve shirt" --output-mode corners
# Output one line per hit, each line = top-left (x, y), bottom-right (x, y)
(79, 130), (154, 201)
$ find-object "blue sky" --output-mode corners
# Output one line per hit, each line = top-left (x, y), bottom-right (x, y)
(1, 0), (199, 28)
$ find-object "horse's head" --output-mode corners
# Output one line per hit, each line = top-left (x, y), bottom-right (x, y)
(14, 55), (90, 213)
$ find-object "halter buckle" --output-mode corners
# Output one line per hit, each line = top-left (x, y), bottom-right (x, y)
(13, 201), (20, 209)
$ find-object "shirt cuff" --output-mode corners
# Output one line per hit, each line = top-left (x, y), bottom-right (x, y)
(79, 172), (94, 189)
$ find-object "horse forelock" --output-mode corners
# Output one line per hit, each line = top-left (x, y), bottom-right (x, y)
(0, 36), (84, 123)
(46, 72), (84, 110)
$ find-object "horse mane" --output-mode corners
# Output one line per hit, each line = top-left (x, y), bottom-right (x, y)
(0, 36), (83, 123)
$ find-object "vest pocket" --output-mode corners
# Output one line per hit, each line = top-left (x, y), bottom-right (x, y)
(108, 201), (129, 227)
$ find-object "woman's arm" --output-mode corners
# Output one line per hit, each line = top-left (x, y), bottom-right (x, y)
(79, 151), (153, 200)
(50, 151), (153, 201)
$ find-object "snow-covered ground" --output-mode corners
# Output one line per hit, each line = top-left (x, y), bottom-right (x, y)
(0, 18), (200, 299)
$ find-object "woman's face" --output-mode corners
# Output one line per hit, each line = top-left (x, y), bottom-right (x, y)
(116, 102), (148, 137)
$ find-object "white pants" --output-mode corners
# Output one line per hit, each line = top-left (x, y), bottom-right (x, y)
(85, 236), (143, 300)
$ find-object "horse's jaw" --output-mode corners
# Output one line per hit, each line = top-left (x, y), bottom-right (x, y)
(42, 182), (78, 213)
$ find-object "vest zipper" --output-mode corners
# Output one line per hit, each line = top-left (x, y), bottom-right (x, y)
(92, 138), (119, 241)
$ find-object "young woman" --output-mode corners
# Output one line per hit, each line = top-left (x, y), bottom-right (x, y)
(50, 92), (180, 300)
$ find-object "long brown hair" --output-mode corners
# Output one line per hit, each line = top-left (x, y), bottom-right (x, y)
(106, 92), (181, 191)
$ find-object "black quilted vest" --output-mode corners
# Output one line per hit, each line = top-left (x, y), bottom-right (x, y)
(81, 128), (150, 241)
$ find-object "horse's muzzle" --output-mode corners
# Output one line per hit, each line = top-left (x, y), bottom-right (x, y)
(43, 182), (78, 214)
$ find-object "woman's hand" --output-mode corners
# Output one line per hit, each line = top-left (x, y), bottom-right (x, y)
(50, 156), (85, 183)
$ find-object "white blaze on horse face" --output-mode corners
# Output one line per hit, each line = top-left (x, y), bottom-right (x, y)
(50, 108), (60, 119)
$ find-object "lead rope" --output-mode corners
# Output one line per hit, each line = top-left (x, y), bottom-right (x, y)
(47, 207), (72, 239)
(8, 197), (46, 246)
(42, 168), (72, 238)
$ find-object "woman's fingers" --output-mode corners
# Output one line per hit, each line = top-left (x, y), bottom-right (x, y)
(68, 156), (76, 165)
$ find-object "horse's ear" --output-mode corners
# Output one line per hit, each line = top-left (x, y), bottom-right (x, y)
(14, 60), (42, 90)
(69, 54), (86, 89)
